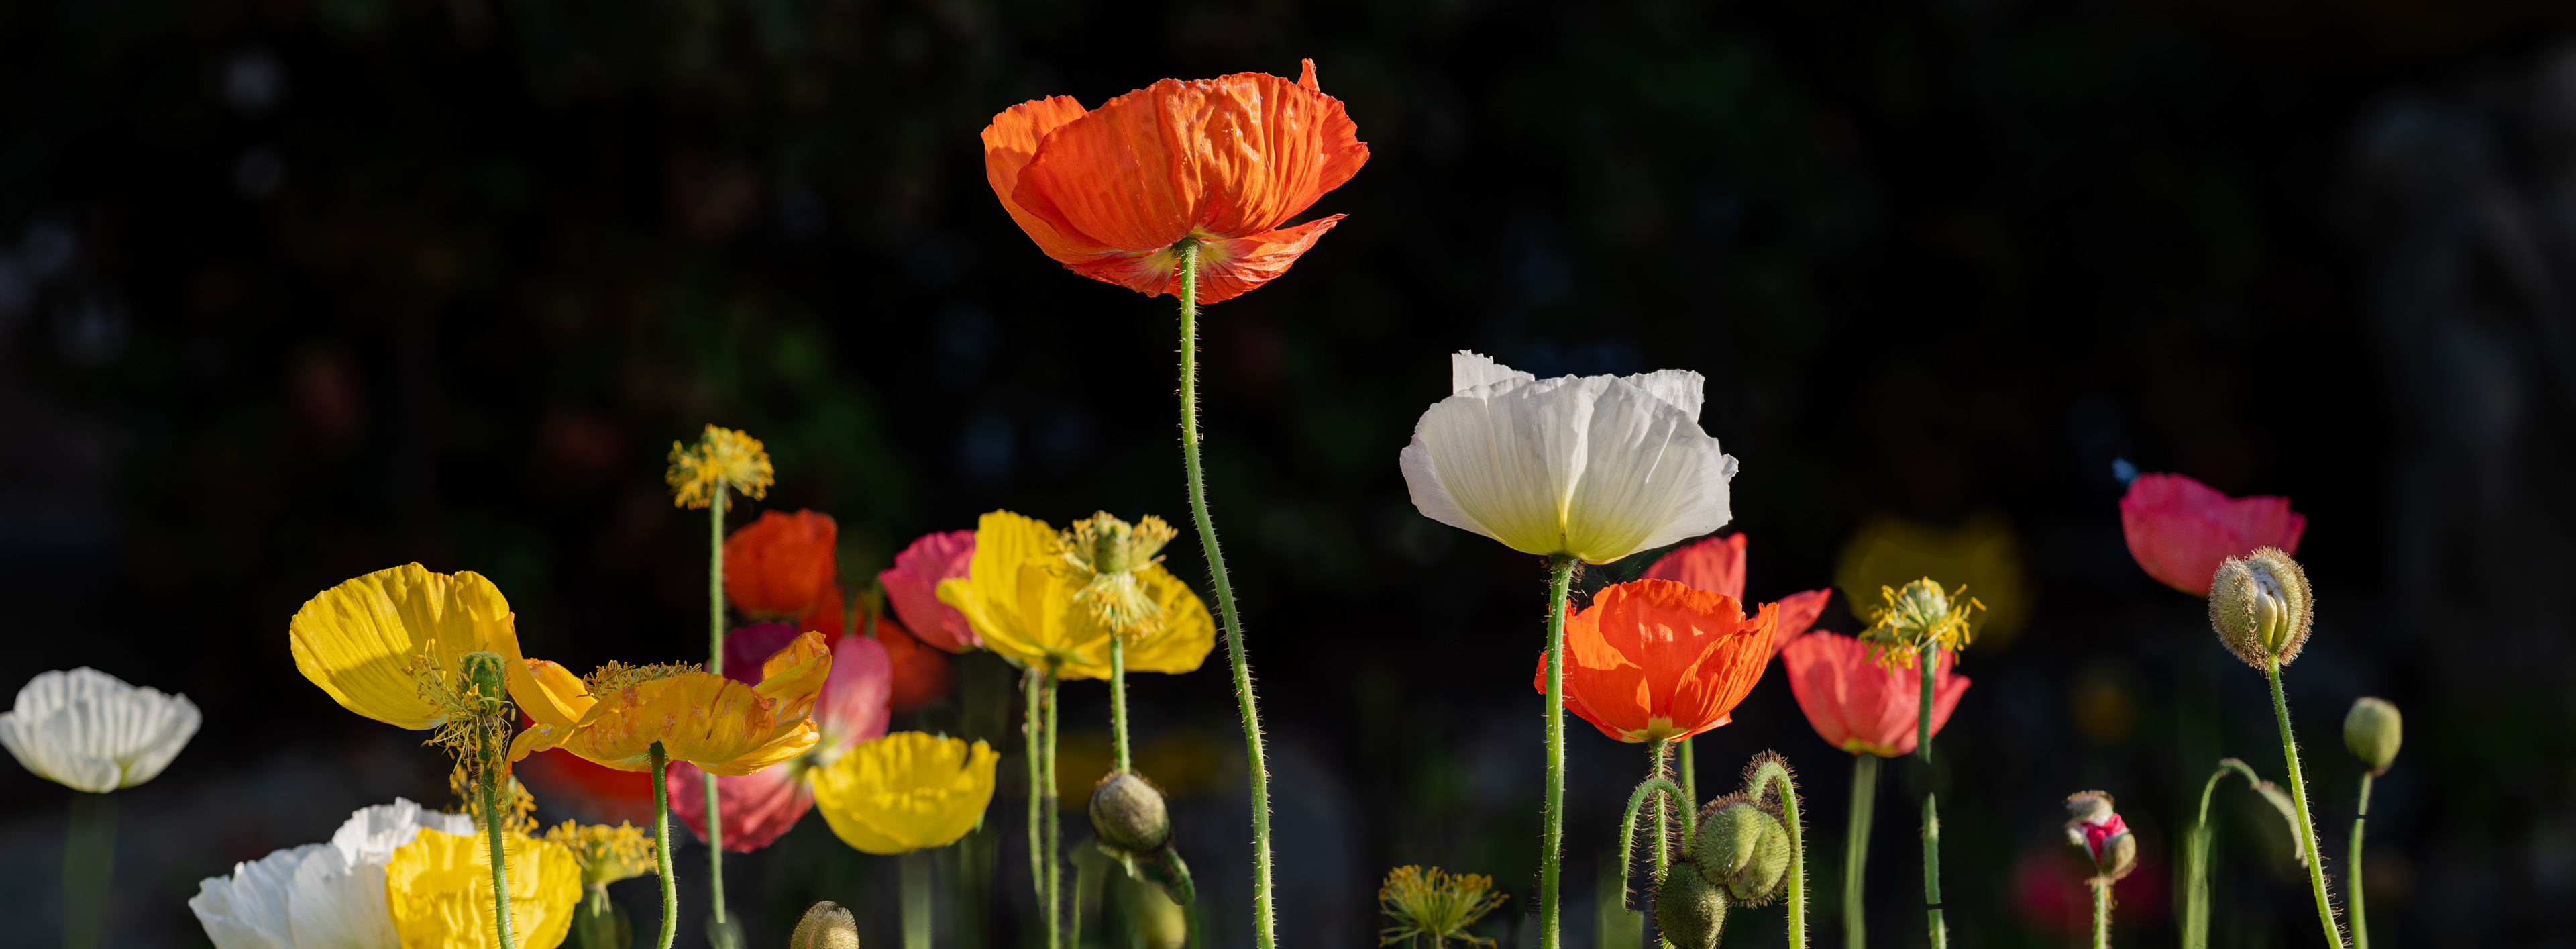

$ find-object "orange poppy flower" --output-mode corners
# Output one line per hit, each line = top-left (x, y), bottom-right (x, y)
(507, 631), (833, 776)
(1531, 579), (1778, 744)
(1640, 532), (1833, 658)
(876, 615), (953, 713)
(981, 59), (1370, 303)
(725, 509), (839, 621)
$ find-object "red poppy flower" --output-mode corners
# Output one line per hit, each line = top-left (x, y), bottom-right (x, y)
(877, 615), (953, 713)
(1778, 630), (1970, 758)
(879, 529), (979, 652)
(981, 59), (1370, 303)
(1641, 533), (1831, 656)
(668, 624), (893, 852)
(2118, 473), (2304, 597)
(725, 509), (839, 620)
(1530, 579), (1778, 744)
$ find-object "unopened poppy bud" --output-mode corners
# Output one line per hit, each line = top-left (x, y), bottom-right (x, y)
(2344, 697), (2403, 775)
(1689, 797), (1792, 906)
(789, 901), (859, 949)
(2062, 791), (2137, 883)
(1654, 862), (1729, 949)
(1089, 771), (1171, 854)
(2207, 548), (2313, 668)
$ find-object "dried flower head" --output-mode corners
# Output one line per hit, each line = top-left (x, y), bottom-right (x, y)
(1054, 512), (1181, 636)
(1862, 578), (1982, 668)
(543, 819), (658, 886)
(1378, 866), (1509, 948)
(2207, 547), (2313, 668)
(666, 425), (774, 509)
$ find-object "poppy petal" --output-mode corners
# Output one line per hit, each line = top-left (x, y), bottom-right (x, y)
(981, 96), (1124, 266)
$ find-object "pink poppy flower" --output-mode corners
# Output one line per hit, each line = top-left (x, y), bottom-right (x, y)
(1779, 630), (1970, 757)
(1642, 533), (1831, 656)
(879, 530), (979, 652)
(2118, 473), (2304, 596)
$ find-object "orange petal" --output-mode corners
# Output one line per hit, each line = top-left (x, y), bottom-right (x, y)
(512, 658), (593, 728)
(981, 96), (1125, 267)
(697, 721), (820, 777)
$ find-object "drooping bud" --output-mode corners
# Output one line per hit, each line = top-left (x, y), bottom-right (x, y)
(1089, 771), (1173, 854)
(1689, 796), (1793, 906)
(2207, 548), (2313, 668)
(789, 901), (859, 949)
(2062, 791), (2137, 883)
(1654, 862), (1729, 949)
(2343, 697), (2403, 775)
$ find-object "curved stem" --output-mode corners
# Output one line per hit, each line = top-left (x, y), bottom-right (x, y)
(704, 486), (730, 944)
(1745, 758), (1807, 949)
(2265, 662), (2347, 949)
(1540, 556), (1578, 949)
(1112, 637), (1132, 773)
(1843, 754), (1876, 949)
(1174, 240), (1277, 949)
(651, 742), (677, 949)
(2091, 879), (2111, 949)
(480, 716), (517, 949)
(1615, 777), (1693, 910)
(2351, 772), (2374, 949)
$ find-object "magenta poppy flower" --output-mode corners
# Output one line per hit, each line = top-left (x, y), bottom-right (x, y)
(1642, 532), (1832, 656)
(668, 625), (892, 851)
(2118, 473), (2305, 596)
(879, 530), (979, 652)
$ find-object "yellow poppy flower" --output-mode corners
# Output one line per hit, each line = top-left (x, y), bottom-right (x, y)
(506, 631), (833, 776)
(384, 828), (582, 949)
(809, 732), (998, 854)
(289, 564), (548, 732)
(934, 511), (1214, 679)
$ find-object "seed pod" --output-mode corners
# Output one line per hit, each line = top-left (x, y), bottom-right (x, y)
(1654, 862), (1729, 949)
(1690, 796), (1792, 906)
(1089, 770), (1172, 854)
(789, 901), (859, 949)
(2343, 697), (2403, 775)
(2208, 548), (2314, 668)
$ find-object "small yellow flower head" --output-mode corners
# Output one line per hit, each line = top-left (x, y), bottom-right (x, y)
(544, 819), (659, 886)
(1862, 577), (1982, 668)
(666, 424), (774, 509)
(1055, 512), (1181, 637)
(2208, 547), (2314, 668)
(1377, 866), (1509, 948)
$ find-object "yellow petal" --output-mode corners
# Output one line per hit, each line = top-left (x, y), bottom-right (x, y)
(1112, 564), (1217, 677)
(288, 564), (523, 730)
(810, 732), (998, 854)
(512, 659), (594, 729)
(753, 631), (835, 725)
(938, 511), (1069, 668)
(385, 829), (581, 949)
(549, 672), (794, 772)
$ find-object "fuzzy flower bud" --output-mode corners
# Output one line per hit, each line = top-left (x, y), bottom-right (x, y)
(2063, 791), (2137, 883)
(1088, 770), (1172, 854)
(2207, 547), (2313, 668)
(1654, 862), (1729, 949)
(2344, 697), (2403, 775)
(790, 901), (860, 949)
(1689, 797), (1792, 906)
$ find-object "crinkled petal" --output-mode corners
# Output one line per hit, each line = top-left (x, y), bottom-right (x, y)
(982, 95), (1126, 268)
(1063, 215), (1346, 303)
(288, 564), (523, 730)
(384, 829), (580, 949)
(0, 668), (201, 791)
(666, 760), (816, 852)
(191, 844), (324, 949)
(810, 732), (998, 854)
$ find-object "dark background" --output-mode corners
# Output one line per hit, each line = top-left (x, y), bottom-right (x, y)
(6, 0), (2576, 946)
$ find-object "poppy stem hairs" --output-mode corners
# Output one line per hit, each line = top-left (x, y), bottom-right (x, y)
(1538, 555), (1578, 949)
(462, 654), (520, 949)
(702, 485), (734, 948)
(665, 425), (771, 949)
(1744, 755), (1809, 949)
(2343, 697), (2402, 949)
(2208, 548), (2345, 948)
(1025, 667), (1064, 949)
(650, 742), (678, 949)
(1613, 776), (1691, 909)
(1174, 240), (1281, 949)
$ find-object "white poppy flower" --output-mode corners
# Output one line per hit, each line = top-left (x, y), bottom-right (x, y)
(1400, 351), (1738, 564)
(0, 668), (201, 793)
(189, 799), (476, 949)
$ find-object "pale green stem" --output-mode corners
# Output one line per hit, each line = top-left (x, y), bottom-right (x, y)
(1615, 777), (1693, 909)
(1843, 754), (1876, 949)
(1173, 239), (1277, 949)
(1112, 636), (1132, 772)
(2186, 758), (2275, 949)
(1916, 644), (1945, 949)
(2265, 662), (2347, 949)
(1540, 556), (1578, 949)
(480, 717), (519, 949)
(1745, 758), (1807, 949)
(2351, 772), (2373, 949)
(1680, 738), (1697, 809)
(1024, 668), (1052, 949)
(62, 793), (114, 949)
(1044, 670), (1063, 949)
(651, 742), (678, 949)
(903, 849), (934, 949)
(2091, 879), (2111, 949)
(704, 485), (730, 944)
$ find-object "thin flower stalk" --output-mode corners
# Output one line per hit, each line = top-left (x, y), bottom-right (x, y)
(1023, 666), (1065, 949)
(2091, 879), (2112, 949)
(903, 850), (935, 949)
(1744, 756), (1808, 949)
(1539, 555), (1577, 949)
(1175, 240), (1279, 949)
(667, 426), (771, 949)
(1613, 777), (1691, 909)
(1112, 637), (1132, 772)
(703, 487), (732, 946)
(651, 742), (678, 949)
(1843, 754), (1876, 949)
(2350, 772), (2374, 949)
(2266, 662), (2347, 948)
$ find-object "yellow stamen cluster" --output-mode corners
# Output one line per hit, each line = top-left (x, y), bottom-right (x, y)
(544, 819), (659, 886)
(665, 424), (774, 509)
(1377, 866), (1509, 948)
(449, 762), (539, 836)
(407, 651), (512, 767)
(1862, 577), (1982, 670)
(580, 660), (700, 696)
(1053, 512), (1179, 637)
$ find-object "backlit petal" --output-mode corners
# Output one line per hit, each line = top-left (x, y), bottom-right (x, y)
(810, 732), (998, 854)
(288, 564), (523, 730)
(384, 829), (580, 949)
(881, 530), (981, 652)
(982, 96), (1124, 267)
(0, 667), (200, 791)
